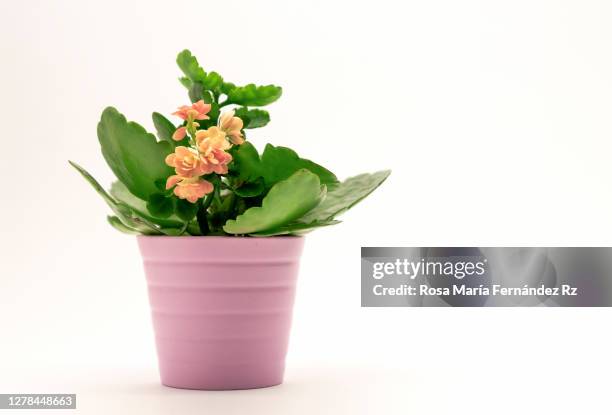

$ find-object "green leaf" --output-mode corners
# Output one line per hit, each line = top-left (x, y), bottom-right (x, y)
(226, 84), (282, 107)
(110, 181), (183, 228)
(300, 170), (391, 223)
(221, 82), (236, 95)
(147, 193), (174, 218)
(69, 161), (163, 235)
(224, 169), (326, 234)
(154, 178), (169, 193)
(107, 216), (141, 235)
(177, 49), (207, 83)
(208, 102), (220, 123)
(98, 107), (173, 200)
(70, 161), (137, 226)
(260, 144), (338, 189)
(233, 177), (265, 197)
(152, 112), (176, 142)
(175, 198), (199, 221)
(179, 76), (192, 89)
(188, 83), (215, 104)
(152, 112), (189, 148)
(251, 219), (341, 237)
(176, 50), (223, 93)
(234, 107), (270, 129)
(202, 71), (223, 91)
(188, 82), (204, 102)
(186, 221), (203, 236)
(230, 142), (262, 182)
(160, 225), (188, 236)
(229, 143), (339, 190)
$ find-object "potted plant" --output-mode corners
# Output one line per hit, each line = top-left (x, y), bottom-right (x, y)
(71, 49), (390, 390)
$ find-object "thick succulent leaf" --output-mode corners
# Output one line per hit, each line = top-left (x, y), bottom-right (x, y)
(69, 161), (164, 235)
(226, 84), (282, 107)
(110, 181), (183, 228)
(160, 226), (188, 236)
(152, 112), (189, 148)
(70, 162), (131, 220)
(107, 216), (141, 235)
(176, 49), (206, 83)
(188, 82), (204, 102)
(186, 221), (203, 236)
(300, 170), (391, 223)
(152, 112), (176, 142)
(175, 198), (199, 221)
(230, 142), (338, 190)
(189, 83), (216, 104)
(147, 193), (174, 218)
(233, 177), (265, 197)
(260, 144), (338, 189)
(98, 107), (173, 200)
(202, 71), (223, 91)
(230, 142), (262, 182)
(251, 219), (341, 237)
(176, 49), (223, 92)
(179, 76), (192, 89)
(223, 169), (325, 234)
(221, 82), (236, 94)
(234, 107), (270, 129)
(208, 102), (220, 123)
(188, 83), (215, 104)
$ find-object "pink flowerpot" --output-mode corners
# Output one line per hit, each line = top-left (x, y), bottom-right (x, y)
(137, 236), (305, 390)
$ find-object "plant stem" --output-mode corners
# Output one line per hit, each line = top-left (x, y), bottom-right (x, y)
(197, 192), (215, 235)
(201, 191), (214, 211)
(196, 207), (209, 235)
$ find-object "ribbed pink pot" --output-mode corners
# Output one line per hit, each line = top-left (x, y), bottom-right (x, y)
(137, 236), (305, 390)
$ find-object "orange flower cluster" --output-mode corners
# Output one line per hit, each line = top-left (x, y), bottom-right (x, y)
(164, 101), (245, 203)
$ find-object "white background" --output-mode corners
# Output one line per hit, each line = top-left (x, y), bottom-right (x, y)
(1, 0), (611, 413)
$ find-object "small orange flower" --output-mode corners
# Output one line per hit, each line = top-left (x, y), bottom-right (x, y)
(165, 146), (207, 178)
(205, 149), (233, 174)
(195, 127), (233, 174)
(166, 175), (213, 203)
(172, 126), (187, 141)
(195, 127), (231, 153)
(165, 174), (183, 189)
(219, 110), (244, 145)
(172, 100), (211, 121)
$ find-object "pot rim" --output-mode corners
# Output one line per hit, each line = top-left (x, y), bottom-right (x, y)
(137, 235), (304, 240)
